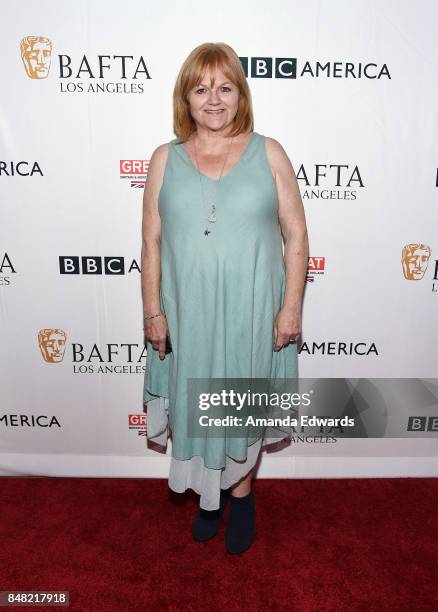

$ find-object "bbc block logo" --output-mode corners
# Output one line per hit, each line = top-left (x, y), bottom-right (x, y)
(59, 256), (125, 275)
(407, 416), (438, 432)
(239, 57), (297, 79)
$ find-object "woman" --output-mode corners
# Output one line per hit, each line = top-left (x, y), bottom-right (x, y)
(141, 42), (308, 555)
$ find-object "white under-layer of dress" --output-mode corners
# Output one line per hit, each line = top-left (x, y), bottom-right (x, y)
(145, 395), (291, 510)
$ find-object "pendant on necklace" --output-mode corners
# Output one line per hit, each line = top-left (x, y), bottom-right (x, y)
(208, 204), (216, 223)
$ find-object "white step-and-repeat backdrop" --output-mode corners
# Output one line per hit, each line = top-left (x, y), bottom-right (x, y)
(1, 0), (438, 478)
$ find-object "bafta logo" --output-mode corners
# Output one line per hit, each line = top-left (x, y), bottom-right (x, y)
(38, 329), (67, 363)
(401, 243), (431, 280)
(20, 36), (52, 79)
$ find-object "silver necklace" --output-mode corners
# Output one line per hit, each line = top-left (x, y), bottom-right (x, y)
(192, 135), (234, 236)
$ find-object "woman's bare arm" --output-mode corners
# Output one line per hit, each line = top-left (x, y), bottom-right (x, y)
(266, 137), (309, 347)
(141, 143), (169, 359)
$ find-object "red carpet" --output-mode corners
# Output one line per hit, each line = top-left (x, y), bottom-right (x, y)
(1, 477), (437, 611)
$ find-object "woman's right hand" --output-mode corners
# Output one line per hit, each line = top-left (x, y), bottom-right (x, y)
(144, 314), (170, 360)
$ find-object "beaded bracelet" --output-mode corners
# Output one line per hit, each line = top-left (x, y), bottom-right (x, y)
(144, 312), (163, 321)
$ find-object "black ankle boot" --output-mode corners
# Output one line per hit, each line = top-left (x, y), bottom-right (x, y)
(225, 490), (255, 554)
(192, 488), (230, 542)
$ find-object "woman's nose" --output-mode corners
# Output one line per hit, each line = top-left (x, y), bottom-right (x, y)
(208, 90), (221, 102)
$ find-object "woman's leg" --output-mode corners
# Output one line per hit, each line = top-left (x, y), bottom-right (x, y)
(230, 464), (256, 497)
(226, 464), (257, 554)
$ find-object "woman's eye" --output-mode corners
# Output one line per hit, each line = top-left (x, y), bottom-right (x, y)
(195, 86), (231, 94)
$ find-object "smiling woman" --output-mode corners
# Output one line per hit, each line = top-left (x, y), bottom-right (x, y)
(177, 63), (254, 184)
(141, 42), (308, 555)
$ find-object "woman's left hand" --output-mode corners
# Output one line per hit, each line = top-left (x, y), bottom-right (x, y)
(273, 307), (301, 351)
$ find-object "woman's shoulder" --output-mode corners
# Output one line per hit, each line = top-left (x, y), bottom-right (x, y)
(263, 135), (291, 164)
(262, 134), (285, 151)
(262, 135), (296, 181)
(147, 141), (171, 179)
(152, 141), (171, 156)
(256, 132), (287, 155)
(151, 136), (184, 161)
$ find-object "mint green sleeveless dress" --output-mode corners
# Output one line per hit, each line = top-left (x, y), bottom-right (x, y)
(143, 131), (298, 509)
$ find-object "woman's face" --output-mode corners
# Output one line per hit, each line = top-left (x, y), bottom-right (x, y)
(187, 67), (240, 134)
